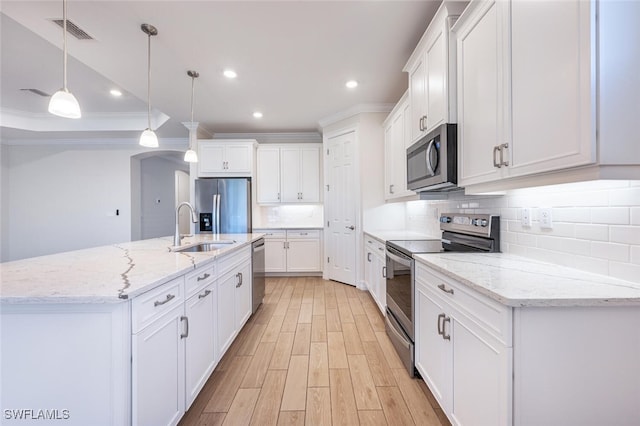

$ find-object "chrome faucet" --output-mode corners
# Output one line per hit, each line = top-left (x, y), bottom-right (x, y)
(174, 202), (198, 246)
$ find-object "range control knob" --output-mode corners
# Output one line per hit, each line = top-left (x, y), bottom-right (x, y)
(440, 216), (452, 224)
(472, 218), (481, 226)
(481, 219), (488, 227)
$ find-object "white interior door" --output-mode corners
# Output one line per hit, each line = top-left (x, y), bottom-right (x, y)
(327, 131), (357, 286)
(175, 170), (190, 234)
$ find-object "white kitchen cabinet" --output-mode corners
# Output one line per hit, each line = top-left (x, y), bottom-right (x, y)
(256, 146), (281, 203)
(216, 245), (253, 357)
(404, 1), (466, 144)
(455, 1), (640, 192)
(184, 281), (217, 409)
(363, 236), (386, 315)
(132, 277), (187, 426)
(415, 262), (512, 426)
(198, 140), (256, 177)
(256, 144), (321, 204)
(257, 229), (322, 274)
(383, 92), (414, 200)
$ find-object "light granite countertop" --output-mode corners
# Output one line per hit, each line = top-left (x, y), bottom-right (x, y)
(0, 233), (264, 304)
(414, 252), (640, 307)
(364, 230), (441, 244)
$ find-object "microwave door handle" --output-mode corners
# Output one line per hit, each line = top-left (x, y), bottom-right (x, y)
(426, 139), (436, 176)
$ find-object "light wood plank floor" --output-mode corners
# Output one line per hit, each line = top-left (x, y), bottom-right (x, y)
(179, 277), (450, 426)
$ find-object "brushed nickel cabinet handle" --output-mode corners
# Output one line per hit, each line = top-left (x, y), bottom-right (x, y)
(154, 294), (175, 307)
(437, 284), (454, 295)
(197, 273), (210, 282)
(500, 143), (509, 167)
(180, 316), (189, 339)
(198, 289), (212, 299)
(493, 146), (501, 168)
(437, 313), (445, 336)
(442, 316), (451, 340)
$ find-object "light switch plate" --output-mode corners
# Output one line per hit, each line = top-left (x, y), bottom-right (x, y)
(521, 208), (532, 227)
(540, 207), (553, 229)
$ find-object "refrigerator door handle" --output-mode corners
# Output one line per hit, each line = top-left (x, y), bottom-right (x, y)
(215, 194), (221, 234)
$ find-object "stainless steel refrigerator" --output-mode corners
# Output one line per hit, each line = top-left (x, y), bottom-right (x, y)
(194, 178), (252, 234)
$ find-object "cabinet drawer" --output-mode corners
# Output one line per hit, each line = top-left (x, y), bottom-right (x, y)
(416, 262), (512, 346)
(256, 230), (286, 240)
(132, 277), (185, 333)
(185, 264), (215, 298)
(287, 230), (320, 239)
(217, 245), (251, 277)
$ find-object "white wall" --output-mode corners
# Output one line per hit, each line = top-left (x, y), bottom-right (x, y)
(1, 144), (9, 261)
(399, 180), (640, 283)
(140, 155), (188, 239)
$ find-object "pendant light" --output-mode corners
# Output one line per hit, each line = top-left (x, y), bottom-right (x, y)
(48, 0), (81, 119)
(184, 70), (199, 163)
(139, 23), (159, 148)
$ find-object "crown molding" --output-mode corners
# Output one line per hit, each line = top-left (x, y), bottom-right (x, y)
(0, 108), (170, 133)
(211, 132), (322, 144)
(317, 103), (395, 129)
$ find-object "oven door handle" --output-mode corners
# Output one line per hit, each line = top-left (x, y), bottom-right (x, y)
(386, 249), (412, 268)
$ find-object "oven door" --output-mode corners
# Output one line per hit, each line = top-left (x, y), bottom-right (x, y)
(385, 245), (414, 341)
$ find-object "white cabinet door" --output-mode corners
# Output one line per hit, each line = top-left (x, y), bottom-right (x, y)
(457, 0), (505, 186)
(216, 270), (237, 357)
(299, 147), (320, 202)
(287, 239), (321, 272)
(265, 239), (287, 273)
(199, 144), (226, 174)
(235, 260), (253, 329)
(133, 304), (185, 426)
(415, 286), (452, 413)
(408, 56), (427, 144)
(383, 123), (395, 199)
(225, 144), (252, 173)
(185, 283), (217, 409)
(450, 314), (511, 426)
(280, 147), (301, 202)
(425, 26), (446, 132)
(257, 147), (281, 203)
(371, 250), (386, 315)
(508, 0), (594, 177)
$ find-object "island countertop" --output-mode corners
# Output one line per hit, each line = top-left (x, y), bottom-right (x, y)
(414, 252), (640, 307)
(0, 233), (264, 304)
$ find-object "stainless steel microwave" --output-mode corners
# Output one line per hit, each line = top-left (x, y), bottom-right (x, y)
(406, 123), (457, 192)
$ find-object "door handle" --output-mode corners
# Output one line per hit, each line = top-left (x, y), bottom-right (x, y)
(389, 184), (394, 194)
(382, 266), (387, 278)
(437, 284), (454, 295)
(500, 143), (509, 167)
(345, 225), (355, 230)
(154, 294), (175, 307)
(442, 316), (451, 340)
(437, 313), (445, 336)
(493, 146), (501, 168)
(367, 252), (372, 262)
(180, 316), (189, 339)
(198, 289), (212, 299)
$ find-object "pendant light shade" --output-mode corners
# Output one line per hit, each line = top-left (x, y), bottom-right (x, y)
(184, 70), (199, 163)
(140, 24), (158, 148)
(49, 0), (81, 119)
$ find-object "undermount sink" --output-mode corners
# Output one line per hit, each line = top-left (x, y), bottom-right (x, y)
(173, 240), (235, 253)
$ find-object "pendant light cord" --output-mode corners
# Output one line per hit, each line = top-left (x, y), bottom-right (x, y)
(62, 0), (68, 90)
(190, 75), (195, 125)
(147, 32), (152, 130)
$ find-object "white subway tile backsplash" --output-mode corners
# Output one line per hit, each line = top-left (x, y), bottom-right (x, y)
(610, 226), (640, 245)
(591, 242), (629, 262)
(516, 232), (538, 247)
(553, 208), (591, 224)
(567, 254), (610, 276)
(631, 208), (640, 225)
(631, 247), (640, 265)
(591, 207), (629, 225)
(609, 262), (640, 283)
(574, 224), (609, 242)
(537, 235), (590, 256)
(542, 222), (575, 238)
(608, 187), (640, 207)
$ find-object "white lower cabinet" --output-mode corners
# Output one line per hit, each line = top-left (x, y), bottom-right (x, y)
(132, 246), (253, 425)
(257, 229), (322, 273)
(363, 236), (386, 315)
(415, 262), (512, 426)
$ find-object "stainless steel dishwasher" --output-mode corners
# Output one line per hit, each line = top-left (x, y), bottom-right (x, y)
(252, 238), (265, 313)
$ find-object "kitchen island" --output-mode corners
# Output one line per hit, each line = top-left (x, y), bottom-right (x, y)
(413, 252), (640, 426)
(1, 233), (264, 426)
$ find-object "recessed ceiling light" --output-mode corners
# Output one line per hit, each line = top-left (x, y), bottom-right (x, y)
(110, 89), (122, 97)
(224, 70), (237, 79)
(253, 112), (263, 119)
(345, 80), (358, 89)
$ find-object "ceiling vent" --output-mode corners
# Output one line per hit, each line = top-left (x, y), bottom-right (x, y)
(20, 88), (51, 97)
(51, 19), (93, 40)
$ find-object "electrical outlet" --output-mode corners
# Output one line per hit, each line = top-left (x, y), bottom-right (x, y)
(540, 207), (553, 229)
(521, 208), (532, 227)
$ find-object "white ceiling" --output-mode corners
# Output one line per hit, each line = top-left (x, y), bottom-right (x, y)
(0, 1), (443, 141)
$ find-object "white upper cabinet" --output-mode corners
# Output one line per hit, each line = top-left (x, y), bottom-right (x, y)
(257, 144), (321, 204)
(404, 1), (467, 145)
(198, 140), (256, 177)
(383, 92), (414, 200)
(455, 0), (640, 192)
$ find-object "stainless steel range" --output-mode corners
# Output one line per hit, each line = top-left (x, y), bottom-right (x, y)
(385, 213), (500, 377)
